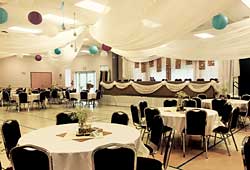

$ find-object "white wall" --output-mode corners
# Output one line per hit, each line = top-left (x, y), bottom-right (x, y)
(0, 52), (113, 89)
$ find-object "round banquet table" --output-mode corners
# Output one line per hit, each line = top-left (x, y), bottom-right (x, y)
(18, 122), (149, 170)
(158, 107), (223, 135)
(201, 99), (248, 111)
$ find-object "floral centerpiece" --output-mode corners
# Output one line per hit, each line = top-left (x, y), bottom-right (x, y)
(74, 107), (92, 136)
(176, 91), (188, 111)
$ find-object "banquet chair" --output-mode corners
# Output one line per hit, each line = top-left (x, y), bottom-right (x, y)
(111, 111), (129, 125)
(80, 91), (89, 106)
(32, 91), (46, 109)
(192, 97), (202, 108)
(92, 90), (101, 107)
(183, 99), (197, 107)
(50, 89), (59, 104)
(65, 90), (78, 108)
(137, 129), (175, 170)
(197, 94), (207, 99)
(1, 120), (21, 159)
(182, 109), (208, 158)
(184, 78), (192, 81)
(197, 78), (205, 81)
(18, 92), (30, 112)
(175, 79), (182, 81)
(2, 90), (17, 111)
(241, 136), (250, 170)
(139, 101), (148, 118)
(10, 144), (52, 170)
(239, 100), (250, 128)
(56, 112), (78, 125)
(163, 99), (177, 107)
(213, 107), (240, 156)
(242, 94), (250, 101)
(130, 105), (147, 139)
(92, 143), (136, 170)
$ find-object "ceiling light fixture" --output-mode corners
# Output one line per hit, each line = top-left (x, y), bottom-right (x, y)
(194, 33), (214, 39)
(242, 0), (250, 8)
(43, 14), (77, 25)
(142, 19), (161, 28)
(8, 26), (42, 34)
(75, 0), (109, 13)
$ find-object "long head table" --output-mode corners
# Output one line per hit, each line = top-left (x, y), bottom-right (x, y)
(100, 80), (219, 98)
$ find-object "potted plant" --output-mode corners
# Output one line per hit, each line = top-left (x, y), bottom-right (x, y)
(74, 107), (92, 136)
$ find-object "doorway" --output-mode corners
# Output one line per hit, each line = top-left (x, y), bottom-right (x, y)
(75, 71), (96, 92)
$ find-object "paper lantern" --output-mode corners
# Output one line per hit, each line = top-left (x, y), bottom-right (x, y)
(35, 55), (42, 61)
(54, 48), (61, 55)
(102, 44), (112, 51)
(212, 14), (228, 30)
(89, 45), (99, 54)
(28, 11), (42, 25)
(0, 8), (8, 24)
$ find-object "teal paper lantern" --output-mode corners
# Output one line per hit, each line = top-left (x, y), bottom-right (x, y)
(89, 45), (99, 54)
(212, 14), (228, 30)
(54, 48), (61, 55)
(0, 8), (8, 24)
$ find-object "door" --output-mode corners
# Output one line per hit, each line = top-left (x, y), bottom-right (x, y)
(31, 72), (52, 89)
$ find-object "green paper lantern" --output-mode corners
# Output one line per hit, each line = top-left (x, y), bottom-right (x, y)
(54, 48), (61, 55)
(0, 8), (8, 24)
(212, 14), (228, 30)
(88, 45), (99, 55)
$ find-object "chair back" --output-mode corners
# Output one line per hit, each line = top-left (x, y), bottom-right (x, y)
(44, 91), (50, 99)
(2, 90), (10, 102)
(1, 120), (21, 159)
(111, 111), (129, 125)
(197, 94), (207, 99)
(228, 107), (240, 130)
(19, 92), (28, 103)
(163, 99), (177, 107)
(130, 105), (140, 125)
(56, 112), (78, 125)
(51, 89), (58, 98)
(96, 90), (101, 100)
(242, 94), (250, 101)
(144, 107), (160, 131)
(139, 101), (148, 118)
(150, 115), (164, 148)
(185, 109), (207, 136)
(211, 99), (227, 116)
(242, 136), (250, 170)
(80, 91), (88, 100)
(163, 130), (175, 170)
(65, 90), (70, 100)
(183, 99), (197, 107)
(10, 145), (52, 170)
(192, 97), (201, 108)
(175, 79), (182, 81)
(39, 91), (46, 102)
(221, 103), (233, 123)
(92, 143), (136, 170)
(197, 78), (204, 81)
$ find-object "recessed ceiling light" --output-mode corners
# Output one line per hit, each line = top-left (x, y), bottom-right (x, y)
(75, 0), (109, 13)
(43, 14), (77, 25)
(242, 0), (250, 8)
(142, 19), (161, 28)
(194, 33), (214, 39)
(8, 26), (42, 34)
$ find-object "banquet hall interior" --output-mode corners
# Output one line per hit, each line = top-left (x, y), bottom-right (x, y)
(0, 0), (250, 170)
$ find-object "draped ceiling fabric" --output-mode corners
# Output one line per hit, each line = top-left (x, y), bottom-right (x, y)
(91, 0), (237, 61)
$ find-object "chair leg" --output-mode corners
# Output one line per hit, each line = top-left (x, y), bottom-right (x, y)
(221, 134), (231, 156)
(141, 128), (146, 140)
(230, 131), (238, 151)
(183, 133), (186, 157)
(214, 133), (217, 146)
(204, 136), (208, 159)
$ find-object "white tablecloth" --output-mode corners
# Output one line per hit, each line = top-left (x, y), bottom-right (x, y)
(201, 99), (248, 111)
(158, 107), (223, 135)
(12, 93), (40, 104)
(18, 122), (148, 170)
(70, 92), (96, 100)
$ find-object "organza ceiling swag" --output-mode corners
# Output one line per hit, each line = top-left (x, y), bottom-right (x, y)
(0, 0), (245, 62)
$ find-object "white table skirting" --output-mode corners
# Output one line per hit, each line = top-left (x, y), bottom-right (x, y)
(158, 107), (223, 135)
(18, 122), (148, 170)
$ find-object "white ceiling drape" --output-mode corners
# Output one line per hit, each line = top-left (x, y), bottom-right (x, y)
(90, 0), (236, 52)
